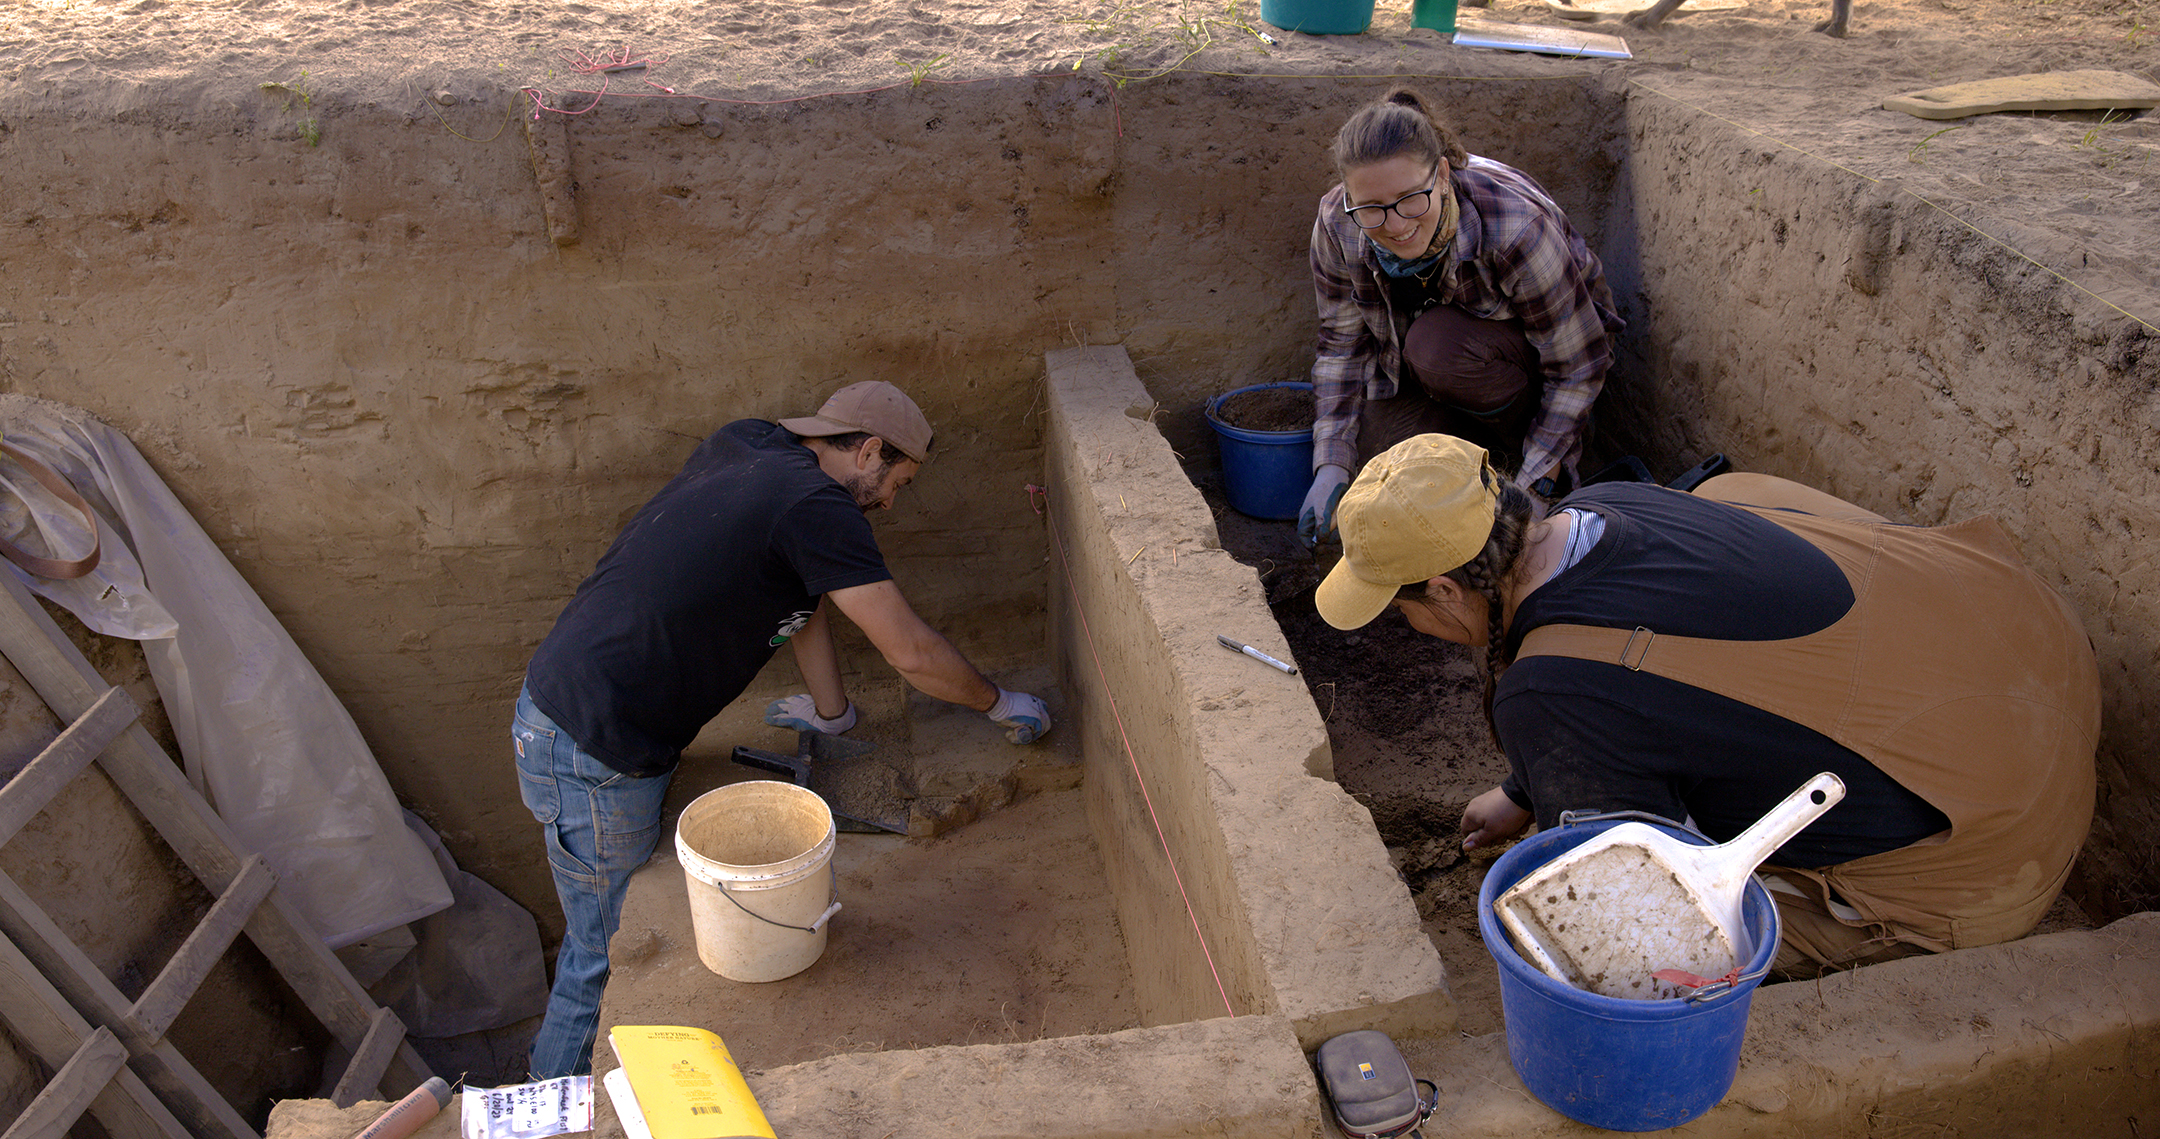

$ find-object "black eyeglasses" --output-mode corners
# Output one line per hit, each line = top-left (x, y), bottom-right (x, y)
(1342, 165), (1441, 230)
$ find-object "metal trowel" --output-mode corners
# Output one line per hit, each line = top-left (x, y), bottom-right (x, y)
(730, 730), (914, 834)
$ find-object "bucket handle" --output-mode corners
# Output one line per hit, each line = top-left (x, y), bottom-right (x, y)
(1556, 807), (1712, 841)
(716, 878), (841, 935)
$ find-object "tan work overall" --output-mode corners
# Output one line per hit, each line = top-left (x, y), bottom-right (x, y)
(1516, 474), (2099, 968)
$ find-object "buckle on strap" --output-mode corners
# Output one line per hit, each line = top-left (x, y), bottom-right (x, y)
(1619, 626), (1655, 671)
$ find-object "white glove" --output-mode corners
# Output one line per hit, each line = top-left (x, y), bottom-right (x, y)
(986, 688), (1051, 745)
(763, 694), (858, 735)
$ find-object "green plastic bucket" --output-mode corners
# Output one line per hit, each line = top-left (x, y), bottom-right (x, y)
(1259, 0), (1375, 34)
(1413, 0), (1460, 31)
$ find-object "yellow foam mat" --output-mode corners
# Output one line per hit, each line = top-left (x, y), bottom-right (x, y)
(1884, 70), (2160, 121)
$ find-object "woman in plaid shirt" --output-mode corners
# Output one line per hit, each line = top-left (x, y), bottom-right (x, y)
(1298, 87), (1624, 548)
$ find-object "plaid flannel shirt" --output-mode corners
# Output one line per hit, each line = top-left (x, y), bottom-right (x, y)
(1308, 155), (1623, 488)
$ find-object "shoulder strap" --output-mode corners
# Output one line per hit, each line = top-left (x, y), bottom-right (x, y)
(1511, 501), (1886, 743)
(0, 438), (102, 580)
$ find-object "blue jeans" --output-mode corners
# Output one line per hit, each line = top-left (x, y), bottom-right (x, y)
(513, 686), (672, 1078)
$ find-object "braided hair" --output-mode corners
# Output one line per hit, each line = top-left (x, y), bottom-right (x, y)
(1395, 472), (1539, 742)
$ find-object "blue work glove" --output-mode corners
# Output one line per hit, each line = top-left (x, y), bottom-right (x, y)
(986, 688), (1051, 745)
(1527, 464), (1574, 500)
(1296, 464), (1353, 548)
(763, 694), (858, 735)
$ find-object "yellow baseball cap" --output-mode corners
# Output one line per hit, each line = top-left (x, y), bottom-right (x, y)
(1314, 435), (1501, 631)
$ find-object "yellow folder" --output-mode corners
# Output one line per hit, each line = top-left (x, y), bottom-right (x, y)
(606, 1025), (775, 1139)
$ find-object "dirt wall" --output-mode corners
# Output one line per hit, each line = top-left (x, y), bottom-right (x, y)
(1045, 345), (1451, 1044)
(5, 53), (2149, 944)
(746, 1014), (1323, 1139)
(1607, 92), (2160, 918)
(1413, 912), (2160, 1135)
(0, 63), (1621, 930)
(269, 1015), (1329, 1139)
(0, 77), (1110, 919)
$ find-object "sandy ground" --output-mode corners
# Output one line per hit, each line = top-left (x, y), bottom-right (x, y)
(601, 782), (1141, 1068)
(0, 0), (2150, 107)
(0, 0), (2151, 240)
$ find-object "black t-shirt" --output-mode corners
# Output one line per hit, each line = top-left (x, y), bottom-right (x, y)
(525, 420), (891, 776)
(1492, 482), (1950, 868)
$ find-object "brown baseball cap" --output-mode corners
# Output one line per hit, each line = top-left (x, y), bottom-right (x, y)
(780, 381), (934, 463)
(1315, 434), (1501, 631)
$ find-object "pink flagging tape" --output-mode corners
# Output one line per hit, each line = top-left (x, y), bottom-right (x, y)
(1026, 483), (1238, 1019)
(1652, 966), (1741, 990)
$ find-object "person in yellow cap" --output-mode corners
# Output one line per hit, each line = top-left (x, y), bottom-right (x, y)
(1318, 434), (2097, 977)
(514, 380), (1050, 1077)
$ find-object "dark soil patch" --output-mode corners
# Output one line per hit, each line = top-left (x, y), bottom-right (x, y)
(1195, 471), (1517, 1033)
(1273, 591), (1517, 1033)
(1212, 385), (1314, 433)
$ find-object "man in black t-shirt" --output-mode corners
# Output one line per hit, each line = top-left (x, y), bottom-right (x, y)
(513, 381), (1051, 1077)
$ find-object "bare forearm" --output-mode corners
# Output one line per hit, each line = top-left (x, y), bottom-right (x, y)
(788, 603), (850, 718)
(829, 579), (999, 712)
(885, 632), (999, 712)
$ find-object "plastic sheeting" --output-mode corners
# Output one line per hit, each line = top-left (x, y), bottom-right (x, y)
(369, 811), (547, 1038)
(0, 396), (451, 948)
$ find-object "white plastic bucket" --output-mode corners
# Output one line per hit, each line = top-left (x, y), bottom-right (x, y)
(674, 780), (840, 982)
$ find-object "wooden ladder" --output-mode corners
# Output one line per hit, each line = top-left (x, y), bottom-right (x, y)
(0, 569), (433, 1138)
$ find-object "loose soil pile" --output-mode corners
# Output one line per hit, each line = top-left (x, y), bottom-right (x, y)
(1213, 384), (1316, 432)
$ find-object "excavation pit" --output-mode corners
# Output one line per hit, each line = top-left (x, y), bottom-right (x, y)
(0, 3), (2153, 1135)
(578, 343), (2160, 1139)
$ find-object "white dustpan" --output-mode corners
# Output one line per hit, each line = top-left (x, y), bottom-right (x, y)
(1494, 772), (1846, 1000)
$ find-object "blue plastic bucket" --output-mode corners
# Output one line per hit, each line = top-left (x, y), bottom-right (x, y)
(1477, 814), (1781, 1131)
(1205, 382), (1315, 521)
(1258, 0), (1375, 34)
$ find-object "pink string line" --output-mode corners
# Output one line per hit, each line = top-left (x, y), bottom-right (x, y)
(1026, 483), (1237, 1019)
